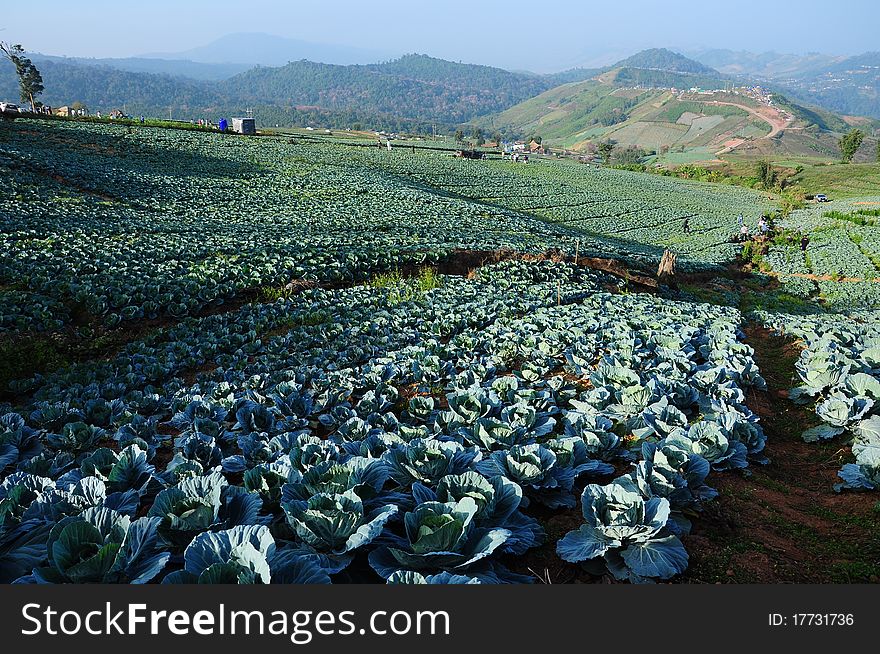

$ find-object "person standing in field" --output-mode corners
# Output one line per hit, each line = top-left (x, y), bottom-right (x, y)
(683, 217), (690, 234)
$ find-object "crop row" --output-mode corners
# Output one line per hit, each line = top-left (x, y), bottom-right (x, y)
(0, 260), (768, 584)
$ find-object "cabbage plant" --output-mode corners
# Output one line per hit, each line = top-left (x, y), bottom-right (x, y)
(162, 525), (329, 584)
(368, 497), (526, 583)
(284, 490), (397, 560)
(557, 480), (688, 583)
(21, 507), (169, 584)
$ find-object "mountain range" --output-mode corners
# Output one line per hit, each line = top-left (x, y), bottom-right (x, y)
(0, 53), (555, 131)
(2, 38), (878, 147)
(685, 48), (880, 120)
(141, 32), (395, 67)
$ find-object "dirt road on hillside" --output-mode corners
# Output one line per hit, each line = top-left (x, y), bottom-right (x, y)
(699, 99), (791, 138)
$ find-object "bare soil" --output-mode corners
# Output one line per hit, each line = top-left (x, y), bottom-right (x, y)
(684, 325), (879, 583)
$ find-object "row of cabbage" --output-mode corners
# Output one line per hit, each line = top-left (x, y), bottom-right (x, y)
(0, 120), (587, 330)
(763, 244), (816, 299)
(347, 147), (773, 267)
(775, 205), (880, 310)
(1, 260), (768, 584)
(1, 119), (777, 333)
(759, 310), (880, 491)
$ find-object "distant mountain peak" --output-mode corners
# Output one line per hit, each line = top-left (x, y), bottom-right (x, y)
(612, 48), (719, 75)
(142, 32), (396, 66)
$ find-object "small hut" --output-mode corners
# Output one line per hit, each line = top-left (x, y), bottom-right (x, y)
(231, 118), (256, 135)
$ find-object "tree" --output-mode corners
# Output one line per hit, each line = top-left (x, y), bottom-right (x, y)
(454, 129), (465, 143)
(876, 139), (880, 163)
(755, 160), (778, 189)
(0, 42), (44, 110)
(597, 140), (615, 164)
(839, 128), (865, 163)
(492, 131), (502, 146)
(613, 145), (646, 166)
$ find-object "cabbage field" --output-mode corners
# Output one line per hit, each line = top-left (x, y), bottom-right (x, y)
(0, 118), (877, 585)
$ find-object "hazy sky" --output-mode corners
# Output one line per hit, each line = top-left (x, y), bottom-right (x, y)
(3, 0), (878, 71)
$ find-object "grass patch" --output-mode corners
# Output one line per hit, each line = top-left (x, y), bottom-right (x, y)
(370, 267), (442, 304)
(686, 538), (766, 584)
(828, 561), (880, 583)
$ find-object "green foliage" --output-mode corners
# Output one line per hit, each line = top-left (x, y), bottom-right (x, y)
(773, 93), (849, 132)
(612, 145), (646, 166)
(612, 67), (727, 91)
(370, 267), (442, 304)
(597, 140), (615, 164)
(839, 128), (866, 163)
(755, 160), (779, 189)
(741, 241), (769, 271)
(779, 189), (806, 215)
(663, 164), (725, 183)
(0, 42), (44, 108)
(824, 209), (880, 226)
(416, 267), (441, 293)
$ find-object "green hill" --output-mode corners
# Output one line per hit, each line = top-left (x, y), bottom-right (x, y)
(0, 54), (555, 131)
(614, 48), (719, 75)
(478, 71), (865, 162)
(219, 54), (553, 124)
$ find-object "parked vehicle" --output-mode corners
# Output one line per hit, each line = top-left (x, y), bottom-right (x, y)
(815, 194), (830, 202)
(0, 102), (20, 114)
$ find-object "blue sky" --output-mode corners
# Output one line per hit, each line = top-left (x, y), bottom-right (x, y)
(2, 0), (878, 71)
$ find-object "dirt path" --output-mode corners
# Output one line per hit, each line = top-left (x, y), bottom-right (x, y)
(685, 325), (879, 583)
(685, 97), (790, 140)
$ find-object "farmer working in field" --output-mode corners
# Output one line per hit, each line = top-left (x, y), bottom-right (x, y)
(758, 217), (769, 235)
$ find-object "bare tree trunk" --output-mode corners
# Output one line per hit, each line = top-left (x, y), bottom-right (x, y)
(657, 249), (678, 287)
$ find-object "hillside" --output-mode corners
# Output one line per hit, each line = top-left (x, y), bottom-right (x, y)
(27, 54), (250, 81)
(614, 48), (719, 75)
(0, 53), (554, 130)
(781, 52), (880, 119)
(0, 58), (215, 114)
(688, 49), (880, 119)
(687, 49), (842, 79)
(3, 45), (877, 139)
(480, 74), (866, 163)
(220, 55), (553, 124)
